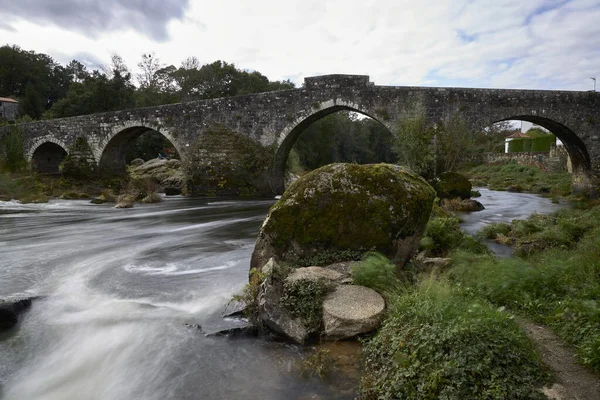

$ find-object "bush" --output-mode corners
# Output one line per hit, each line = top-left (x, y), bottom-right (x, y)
(451, 220), (600, 371)
(351, 252), (399, 293)
(361, 278), (547, 399)
(0, 126), (27, 172)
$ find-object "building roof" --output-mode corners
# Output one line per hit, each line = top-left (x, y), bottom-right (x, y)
(506, 132), (530, 139)
(0, 97), (18, 103)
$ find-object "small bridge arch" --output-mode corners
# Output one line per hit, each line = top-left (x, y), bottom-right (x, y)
(28, 137), (69, 174)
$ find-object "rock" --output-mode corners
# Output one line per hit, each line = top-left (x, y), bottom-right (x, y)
(322, 285), (385, 340)
(440, 198), (485, 212)
(323, 261), (360, 277)
(206, 326), (259, 338)
(285, 267), (347, 285)
(0, 309), (17, 331)
(420, 257), (452, 273)
(90, 197), (107, 204)
(434, 172), (472, 199)
(130, 158), (145, 167)
(0, 297), (33, 332)
(250, 163), (436, 271)
(131, 158), (185, 194)
(541, 384), (574, 400)
(258, 273), (309, 344)
(114, 194), (135, 208)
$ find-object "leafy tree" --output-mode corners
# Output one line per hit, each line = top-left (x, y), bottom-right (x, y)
(20, 81), (45, 119)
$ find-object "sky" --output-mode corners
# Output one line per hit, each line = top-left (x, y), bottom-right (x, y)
(0, 0), (599, 91)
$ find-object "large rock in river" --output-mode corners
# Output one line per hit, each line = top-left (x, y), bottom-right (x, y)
(250, 163), (436, 270)
(433, 171), (472, 199)
(130, 158), (185, 194)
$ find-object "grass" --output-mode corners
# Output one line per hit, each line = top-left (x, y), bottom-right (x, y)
(451, 201), (600, 372)
(361, 276), (548, 399)
(351, 252), (399, 293)
(465, 162), (572, 196)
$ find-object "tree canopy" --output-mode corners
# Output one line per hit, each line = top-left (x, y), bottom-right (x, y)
(0, 45), (295, 120)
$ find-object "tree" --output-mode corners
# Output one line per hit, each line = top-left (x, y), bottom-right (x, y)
(393, 113), (436, 177)
(20, 81), (45, 119)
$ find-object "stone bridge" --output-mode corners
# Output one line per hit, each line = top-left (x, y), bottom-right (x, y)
(2, 74), (600, 195)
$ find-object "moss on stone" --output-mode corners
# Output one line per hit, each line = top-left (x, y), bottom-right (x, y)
(251, 163), (436, 269)
(61, 138), (95, 180)
(185, 125), (275, 196)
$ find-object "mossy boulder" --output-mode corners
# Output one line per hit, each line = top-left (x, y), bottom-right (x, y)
(130, 159), (185, 194)
(250, 163), (436, 271)
(434, 172), (472, 199)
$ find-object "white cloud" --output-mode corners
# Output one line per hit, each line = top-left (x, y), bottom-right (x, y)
(0, 0), (598, 91)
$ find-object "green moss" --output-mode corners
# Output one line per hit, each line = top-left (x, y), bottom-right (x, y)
(280, 279), (330, 333)
(185, 126), (275, 196)
(264, 163), (435, 262)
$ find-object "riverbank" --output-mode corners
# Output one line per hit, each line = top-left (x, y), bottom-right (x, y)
(359, 198), (600, 399)
(464, 163), (572, 197)
(0, 172), (123, 203)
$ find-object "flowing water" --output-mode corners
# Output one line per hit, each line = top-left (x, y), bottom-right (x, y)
(459, 188), (565, 256)
(0, 190), (564, 399)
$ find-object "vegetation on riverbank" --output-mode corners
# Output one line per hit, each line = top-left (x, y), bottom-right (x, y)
(359, 199), (600, 397)
(361, 276), (548, 399)
(466, 163), (572, 196)
(452, 201), (600, 372)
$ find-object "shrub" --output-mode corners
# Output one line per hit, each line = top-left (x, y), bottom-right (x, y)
(361, 278), (546, 399)
(351, 252), (399, 293)
(0, 126), (27, 172)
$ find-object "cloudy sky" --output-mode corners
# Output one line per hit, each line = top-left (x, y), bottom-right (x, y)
(0, 0), (598, 91)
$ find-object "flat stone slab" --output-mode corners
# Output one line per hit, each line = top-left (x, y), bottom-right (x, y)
(322, 285), (385, 340)
(285, 266), (346, 284)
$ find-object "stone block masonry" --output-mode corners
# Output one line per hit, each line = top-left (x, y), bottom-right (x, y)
(1, 74), (599, 196)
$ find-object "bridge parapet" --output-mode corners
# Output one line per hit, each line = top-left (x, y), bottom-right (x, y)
(304, 74), (372, 90)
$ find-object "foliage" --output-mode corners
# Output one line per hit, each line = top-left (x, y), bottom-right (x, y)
(452, 202), (600, 371)
(393, 112), (436, 177)
(61, 138), (94, 180)
(351, 252), (400, 293)
(0, 44), (295, 121)
(393, 109), (475, 177)
(360, 277), (547, 399)
(291, 111), (397, 172)
(125, 130), (175, 163)
(281, 279), (331, 333)
(231, 269), (265, 324)
(466, 162), (572, 196)
(0, 125), (27, 172)
(301, 349), (333, 379)
(292, 248), (368, 268)
(419, 214), (489, 257)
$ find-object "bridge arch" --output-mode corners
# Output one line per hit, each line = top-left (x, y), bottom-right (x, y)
(28, 137), (69, 174)
(481, 115), (592, 193)
(98, 122), (183, 175)
(271, 101), (392, 193)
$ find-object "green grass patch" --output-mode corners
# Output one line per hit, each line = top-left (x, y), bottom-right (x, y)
(465, 163), (572, 196)
(361, 277), (547, 399)
(351, 252), (399, 293)
(451, 203), (600, 371)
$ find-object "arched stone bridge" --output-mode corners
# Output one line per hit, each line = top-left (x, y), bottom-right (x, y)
(3, 74), (600, 195)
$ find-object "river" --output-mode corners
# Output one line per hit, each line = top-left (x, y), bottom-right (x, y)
(0, 189), (563, 399)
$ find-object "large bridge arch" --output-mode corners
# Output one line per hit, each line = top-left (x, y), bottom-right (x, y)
(97, 121), (184, 175)
(474, 112), (594, 193)
(270, 100), (393, 193)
